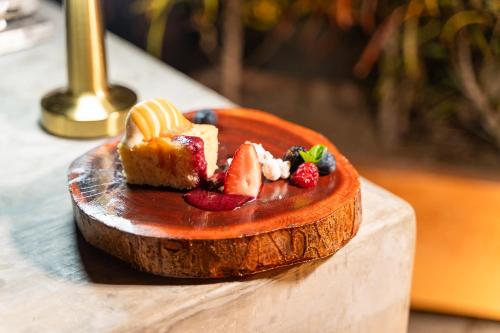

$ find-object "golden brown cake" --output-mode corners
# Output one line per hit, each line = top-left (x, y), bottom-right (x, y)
(118, 98), (218, 189)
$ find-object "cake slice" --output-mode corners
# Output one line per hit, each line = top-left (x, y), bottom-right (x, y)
(118, 98), (218, 189)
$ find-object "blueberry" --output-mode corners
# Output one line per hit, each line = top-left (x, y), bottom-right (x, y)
(283, 146), (306, 172)
(193, 109), (218, 125)
(317, 150), (336, 175)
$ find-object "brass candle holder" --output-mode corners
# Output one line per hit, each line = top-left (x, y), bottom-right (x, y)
(41, 0), (137, 138)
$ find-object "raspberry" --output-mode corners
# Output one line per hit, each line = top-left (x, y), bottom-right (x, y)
(291, 162), (319, 188)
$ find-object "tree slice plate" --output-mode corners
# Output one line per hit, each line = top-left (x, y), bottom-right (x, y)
(69, 108), (361, 278)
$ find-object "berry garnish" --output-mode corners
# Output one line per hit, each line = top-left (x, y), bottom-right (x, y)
(224, 143), (262, 197)
(299, 144), (326, 164)
(193, 109), (218, 125)
(172, 135), (207, 182)
(206, 171), (226, 191)
(317, 150), (336, 175)
(291, 162), (319, 188)
(184, 189), (253, 211)
(283, 146), (306, 172)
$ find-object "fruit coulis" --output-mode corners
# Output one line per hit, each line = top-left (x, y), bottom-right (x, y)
(175, 135), (252, 211)
(183, 172), (255, 211)
(172, 135), (207, 184)
(183, 189), (254, 211)
(182, 140), (266, 211)
(173, 137), (256, 211)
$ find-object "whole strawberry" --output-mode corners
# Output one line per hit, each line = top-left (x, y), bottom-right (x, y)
(291, 162), (319, 188)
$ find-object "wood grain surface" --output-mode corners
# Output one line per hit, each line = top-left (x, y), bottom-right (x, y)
(68, 108), (361, 278)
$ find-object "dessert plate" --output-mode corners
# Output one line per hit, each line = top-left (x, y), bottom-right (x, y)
(68, 108), (361, 278)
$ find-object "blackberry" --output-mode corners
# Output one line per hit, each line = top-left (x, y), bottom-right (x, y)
(282, 146), (306, 172)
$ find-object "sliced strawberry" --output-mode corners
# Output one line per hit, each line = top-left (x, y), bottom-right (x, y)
(224, 143), (262, 197)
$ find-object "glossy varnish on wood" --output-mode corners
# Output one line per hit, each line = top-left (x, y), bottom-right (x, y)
(68, 108), (361, 278)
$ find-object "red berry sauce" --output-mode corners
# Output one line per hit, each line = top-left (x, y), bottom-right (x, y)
(183, 189), (254, 211)
(174, 136), (254, 211)
(205, 171), (226, 191)
(172, 135), (207, 185)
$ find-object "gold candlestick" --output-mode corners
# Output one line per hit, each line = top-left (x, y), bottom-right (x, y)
(41, 0), (137, 138)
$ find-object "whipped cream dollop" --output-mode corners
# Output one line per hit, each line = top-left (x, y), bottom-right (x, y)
(244, 142), (291, 181)
(122, 98), (192, 148)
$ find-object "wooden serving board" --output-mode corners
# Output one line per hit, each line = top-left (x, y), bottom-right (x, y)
(68, 108), (361, 278)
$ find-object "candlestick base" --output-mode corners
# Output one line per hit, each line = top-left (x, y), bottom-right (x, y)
(41, 86), (137, 138)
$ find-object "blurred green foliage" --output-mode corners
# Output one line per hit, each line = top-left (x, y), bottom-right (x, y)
(368, 0), (500, 147)
(135, 0), (500, 147)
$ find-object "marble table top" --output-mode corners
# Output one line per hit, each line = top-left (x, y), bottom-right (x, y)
(0, 2), (416, 332)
